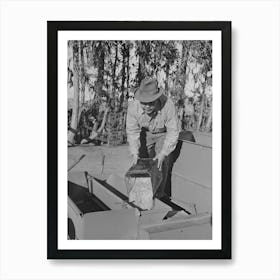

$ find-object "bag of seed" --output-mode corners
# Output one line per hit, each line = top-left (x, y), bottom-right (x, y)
(125, 158), (162, 211)
(128, 177), (154, 210)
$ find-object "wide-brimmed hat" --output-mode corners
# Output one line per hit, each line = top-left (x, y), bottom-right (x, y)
(134, 78), (163, 103)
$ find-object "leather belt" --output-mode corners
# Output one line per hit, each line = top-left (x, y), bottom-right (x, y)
(143, 127), (166, 134)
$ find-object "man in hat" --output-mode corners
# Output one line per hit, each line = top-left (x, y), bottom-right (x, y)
(126, 77), (180, 198)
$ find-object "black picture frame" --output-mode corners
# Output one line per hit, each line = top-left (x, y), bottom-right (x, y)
(47, 21), (231, 259)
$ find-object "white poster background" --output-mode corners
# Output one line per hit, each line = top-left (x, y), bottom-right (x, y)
(0, 0), (279, 279)
(58, 30), (221, 250)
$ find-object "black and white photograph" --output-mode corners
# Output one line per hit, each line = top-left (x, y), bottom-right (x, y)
(67, 39), (213, 240)
(48, 21), (231, 259)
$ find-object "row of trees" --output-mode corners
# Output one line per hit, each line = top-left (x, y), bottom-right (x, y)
(68, 40), (212, 144)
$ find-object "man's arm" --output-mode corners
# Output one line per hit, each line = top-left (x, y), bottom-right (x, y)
(160, 100), (180, 156)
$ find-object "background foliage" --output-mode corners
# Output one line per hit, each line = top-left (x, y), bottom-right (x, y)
(67, 40), (212, 144)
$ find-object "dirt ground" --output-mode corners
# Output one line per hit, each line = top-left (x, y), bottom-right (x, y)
(68, 144), (132, 185)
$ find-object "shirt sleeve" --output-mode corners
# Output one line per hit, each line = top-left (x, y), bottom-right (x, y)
(126, 101), (141, 156)
(160, 100), (180, 156)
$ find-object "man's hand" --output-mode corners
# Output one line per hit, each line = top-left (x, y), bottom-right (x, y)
(131, 154), (139, 165)
(153, 153), (166, 171)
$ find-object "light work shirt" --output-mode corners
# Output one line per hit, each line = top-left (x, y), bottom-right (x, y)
(126, 97), (180, 157)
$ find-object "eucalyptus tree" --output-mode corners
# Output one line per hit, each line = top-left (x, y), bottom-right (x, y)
(135, 41), (152, 84)
(112, 41), (119, 94)
(68, 40), (80, 143)
(161, 41), (178, 93)
(189, 40), (212, 131)
(85, 41), (111, 104)
(120, 41), (130, 103)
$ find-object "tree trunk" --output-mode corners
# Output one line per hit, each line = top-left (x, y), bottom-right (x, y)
(196, 93), (206, 131)
(68, 41), (80, 144)
(138, 56), (145, 83)
(96, 42), (105, 101)
(97, 107), (109, 133)
(79, 41), (85, 105)
(136, 41), (146, 84)
(120, 43), (127, 107)
(165, 63), (170, 94)
(205, 104), (212, 132)
(121, 43), (126, 94)
(181, 42), (190, 90)
(112, 42), (118, 92)
(126, 42), (130, 99)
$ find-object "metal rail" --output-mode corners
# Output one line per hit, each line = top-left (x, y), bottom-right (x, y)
(88, 175), (144, 212)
